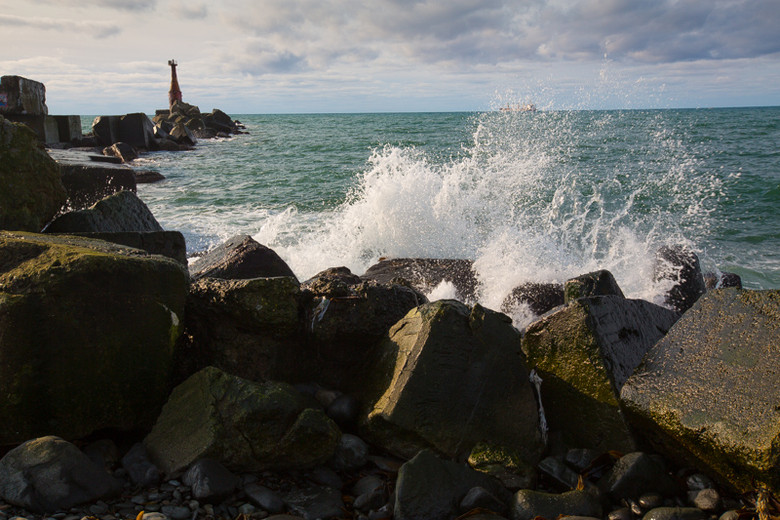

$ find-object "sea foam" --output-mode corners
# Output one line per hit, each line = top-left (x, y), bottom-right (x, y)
(258, 108), (720, 325)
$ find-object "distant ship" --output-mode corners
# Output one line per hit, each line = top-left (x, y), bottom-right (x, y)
(499, 103), (537, 112)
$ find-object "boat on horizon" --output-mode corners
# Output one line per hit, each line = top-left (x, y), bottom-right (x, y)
(499, 103), (537, 112)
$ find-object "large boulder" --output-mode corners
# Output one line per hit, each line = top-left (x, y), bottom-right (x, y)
(181, 276), (303, 383)
(0, 436), (122, 513)
(118, 112), (156, 150)
(364, 300), (544, 463)
(362, 258), (479, 302)
(0, 75), (47, 115)
(394, 449), (510, 520)
(190, 235), (297, 280)
(64, 231), (187, 265)
(620, 289), (780, 493)
(143, 366), (341, 475)
(0, 231), (189, 444)
(303, 267), (427, 391)
(48, 148), (138, 210)
(521, 294), (679, 453)
(0, 115), (67, 231)
(45, 190), (164, 233)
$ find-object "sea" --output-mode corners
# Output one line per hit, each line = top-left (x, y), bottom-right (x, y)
(86, 107), (780, 325)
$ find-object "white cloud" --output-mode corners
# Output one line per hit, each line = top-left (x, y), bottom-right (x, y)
(0, 13), (120, 38)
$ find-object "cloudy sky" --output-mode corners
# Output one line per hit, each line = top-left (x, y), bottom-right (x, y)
(1, 0), (779, 114)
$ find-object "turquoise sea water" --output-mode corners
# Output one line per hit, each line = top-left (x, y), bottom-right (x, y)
(118, 107), (779, 320)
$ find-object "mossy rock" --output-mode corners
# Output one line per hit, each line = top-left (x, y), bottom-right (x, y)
(144, 366), (341, 474)
(521, 295), (678, 453)
(364, 300), (544, 463)
(182, 276), (304, 383)
(620, 288), (780, 493)
(0, 115), (67, 231)
(0, 231), (188, 445)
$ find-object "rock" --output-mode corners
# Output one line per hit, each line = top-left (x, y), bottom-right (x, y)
(122, 443), (161, 487)
(0, 76), (47, 115)
(501, 282), (565, 317)
(83, 439), (121, 470)
(460, 486), (508, 516)
(181, 277), (303, 383)
(282, 484), (345, 520)
(329, 433), (369, 472)
(565, 270), (625, 302)
(143, 367), (341, 474)
(620, 289), (780, 493)
(642, 507), (707, 520)
(45, 190), (164, 233)
(654, 245), (706, 313)
(92, 115), (120, 146)
(170, 122), (197, 146)
(365, 300), (544, 462)
(54, 115), (83, 143)
(135, 169), (166, 183)
(0, 232), (188, 444)
(161, 506), (190, 520)
(521, 295), (679, 453)
(118, 113), (156, 150)
(689, 488), (721, 511)
(509, 489), (602, 520)
(394, 450), (510, 520)
(62, 231), (187, 265)
(304, 274), (426, 391)
(598, 452), (679, 502)
(182, 459), (239, 502)
(468, 442), (537, 491)
(703, 271), (742, 290)
(538, 456), (581, 490)
(0, 115), (67, 231)
(301, 266), (362, 292)
(48, 148), (137, 210)
(244, 482), (285, 514)
(326, 393), (361, 431)
(190, 235), (297, 280)
(361, 257), (479, 302)
(103, 142), (138, 163)
(0, 436), (122, 513)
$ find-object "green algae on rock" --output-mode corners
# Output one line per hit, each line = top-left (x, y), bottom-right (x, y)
(0, 115), (67, 232)
(0, 231), (188, 445)
(620, 288), (780, 494)
(144, 366), (341, 475)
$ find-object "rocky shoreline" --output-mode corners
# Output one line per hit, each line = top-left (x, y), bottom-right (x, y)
(2, 78), (780, 520)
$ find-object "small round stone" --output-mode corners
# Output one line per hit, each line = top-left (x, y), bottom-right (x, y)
(608, 507), (633, 520)
(686, 474), (715, 491)
(639, 493), (665, 510)
(691, 489), (721, 512)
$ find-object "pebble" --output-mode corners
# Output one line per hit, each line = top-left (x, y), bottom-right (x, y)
(686, 474), (715, 491)
(608, 507), (633, 520)
(689, 489), (721, 512)
(160, 506), (190, 520)
(639, 492), (665, 510)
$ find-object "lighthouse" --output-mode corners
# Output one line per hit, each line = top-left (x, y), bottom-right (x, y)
(168, 59), (182, 107)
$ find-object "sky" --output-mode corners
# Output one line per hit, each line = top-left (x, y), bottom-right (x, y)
(1, 0), (779, 114)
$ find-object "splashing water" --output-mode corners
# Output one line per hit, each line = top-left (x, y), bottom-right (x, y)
(256, 108), (723, 323)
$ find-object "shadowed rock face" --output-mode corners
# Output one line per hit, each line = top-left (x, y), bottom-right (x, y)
(143, 367), (341, 475)
(364, 300), (544, 463)
(654, 245), (706, 313)
(0, 115), (67, 232)
(621, 288), (780, 493)
(0, 231), (189, 445)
